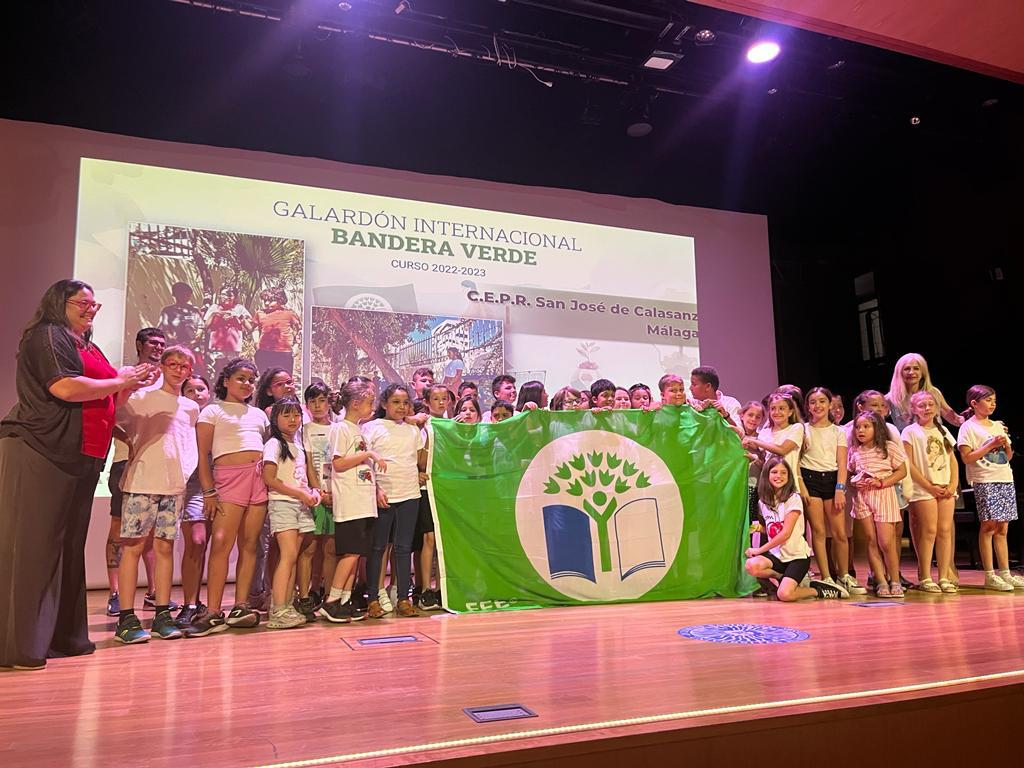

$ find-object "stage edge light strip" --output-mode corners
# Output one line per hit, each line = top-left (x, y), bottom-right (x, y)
(252, 669), (1024, 768)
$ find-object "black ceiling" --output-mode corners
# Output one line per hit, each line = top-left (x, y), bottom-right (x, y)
(4, 0), (1022, 218)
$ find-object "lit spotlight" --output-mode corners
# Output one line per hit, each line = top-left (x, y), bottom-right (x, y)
(694, 29), (716, 45)
(746, 41), (780, 63)
(910, 116), (921, 125)
(767, 87), (778, 95)
(338, 1), (352, 9)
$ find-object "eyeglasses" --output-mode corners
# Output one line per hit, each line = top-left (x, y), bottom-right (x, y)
(163, 361), (193, 372)
(67, 299), (102, 312)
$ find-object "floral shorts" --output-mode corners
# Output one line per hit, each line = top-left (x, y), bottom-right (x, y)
(120, 493), (182, 540)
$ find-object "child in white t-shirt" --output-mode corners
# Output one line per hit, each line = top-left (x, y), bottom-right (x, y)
(185, 358), (270, 638)
(744, 392), (803, 486)
(957, 385), (1022, 591)
(317, 380), (385, 623)
(363, 383), (426, 619)
(901, 391), (959, 593)
(262, 397), (320, 629)
(302, 382), (337, 607)
(744, 457), (844, 601)
(113, 346), (200, 644)
(800, 387), (854, 595)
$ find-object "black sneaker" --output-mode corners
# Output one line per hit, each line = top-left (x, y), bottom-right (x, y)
(225, 605), (260, 628)
(152, 610), (183, 640)
(183, 611), (227, 638)
(294, 596), (318, 623)
(810, 579), (845, 599)
(308, 589), (324, 611)
(352, 590), (368, 613)
(143, 593), (181, 611)
(174, 604), (201, 628)
(114, 614), (150, 644)
(417, 589), (441, 611)
(106, 592), (120, 617)
(317, 600), (354, 623)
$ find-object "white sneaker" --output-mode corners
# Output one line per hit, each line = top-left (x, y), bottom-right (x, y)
(267, 606), (305, 629)
(984, 572), (1014, 592)
(822, 576), (850, 598)
(840, 573), (868, 595)
(826, 576), (850, 598)
(377, 588), (394, 613)
(1000, 571), (1024, 589)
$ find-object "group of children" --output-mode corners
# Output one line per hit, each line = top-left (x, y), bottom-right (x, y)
(741, 360), (1018, 602)
(107, 349), (1018, 643)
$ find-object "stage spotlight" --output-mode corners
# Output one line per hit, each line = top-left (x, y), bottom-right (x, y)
(394, 0), (409, 13)
(338, 1), (352, 9)
(746, 41), (780, 63)
(767, 87), (778, 95)
(643, 50), (682, 70)
(910, 115), (921, 125)
(694, 29), (716, 45)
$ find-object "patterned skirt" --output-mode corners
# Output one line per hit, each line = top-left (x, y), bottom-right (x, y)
(973, 482), (1018, 522)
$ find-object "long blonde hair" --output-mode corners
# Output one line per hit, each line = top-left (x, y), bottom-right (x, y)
(886, 352), (954, 422)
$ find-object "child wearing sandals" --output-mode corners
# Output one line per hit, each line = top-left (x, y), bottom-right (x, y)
(902, 391), (959, 594)
(263, 397), (321, 629)
(848, 411), (908, 598)
(185, 358), (270, 637)
(957, 385), (1023, 591)
(744, 457), (845, 601)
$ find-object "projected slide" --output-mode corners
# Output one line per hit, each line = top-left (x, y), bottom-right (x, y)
(75, 158), (699, 393)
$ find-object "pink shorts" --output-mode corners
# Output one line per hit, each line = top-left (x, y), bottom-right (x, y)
(213, 460), (269, 507)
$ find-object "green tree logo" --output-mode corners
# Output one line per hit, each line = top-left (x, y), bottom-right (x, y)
(544, 451), (651, 573)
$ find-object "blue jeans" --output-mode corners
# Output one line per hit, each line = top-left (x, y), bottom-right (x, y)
(366, 498), (419, 602)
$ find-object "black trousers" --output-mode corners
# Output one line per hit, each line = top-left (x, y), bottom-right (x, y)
(0, 437), (102, 666)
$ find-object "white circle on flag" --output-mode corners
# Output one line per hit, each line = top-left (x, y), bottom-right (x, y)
(514, 430), (684, 601)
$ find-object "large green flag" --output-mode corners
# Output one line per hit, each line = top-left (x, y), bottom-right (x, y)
(428, 407), (756, 613)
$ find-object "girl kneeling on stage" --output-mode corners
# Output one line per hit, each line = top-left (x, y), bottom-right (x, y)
(745, 457), (846, 601)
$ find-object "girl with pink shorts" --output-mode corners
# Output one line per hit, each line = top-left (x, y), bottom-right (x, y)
(185, 358), (270, 637)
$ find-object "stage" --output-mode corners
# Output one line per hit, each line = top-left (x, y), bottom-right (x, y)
(2, 574), (1022, 767)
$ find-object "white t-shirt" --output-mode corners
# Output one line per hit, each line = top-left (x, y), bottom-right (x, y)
(111, 374), (164, 463)
(303, 421), (334, 490)
(361, 418), (426, 503)
(957, 418), (1013, 484)
(718, 391), (742, 427)
(901, 422), (956, 501)
(198, 401), (270, 459)
(118, 388), (199, 495)
(262, 436), (308, 501)
(329, 419), (377, 522)
(759, 493), (811, 562)
(758, 422), (803, 482)
(800, 422), (846, 472)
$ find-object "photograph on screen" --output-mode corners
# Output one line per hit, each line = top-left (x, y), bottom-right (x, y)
(124, 223), (305, 383)
(310, 306), (504, 403)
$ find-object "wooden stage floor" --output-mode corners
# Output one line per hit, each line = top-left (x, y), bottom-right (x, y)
(2, 575), (1023, 767)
